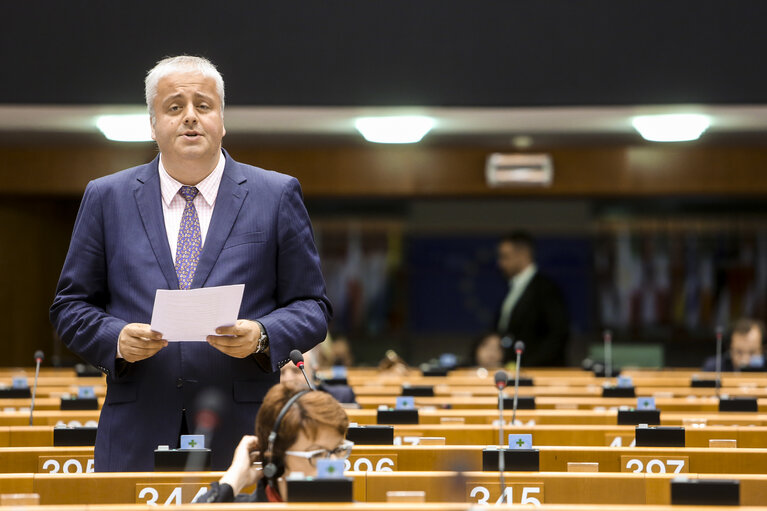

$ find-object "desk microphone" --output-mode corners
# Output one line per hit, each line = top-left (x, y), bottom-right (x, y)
(29, 350), (43, 426)
(193, 388), (225, 437)
(493, 370), (507, 502)
(494, 370), (507, 444)
(603, 330), (613, 379)
(290, 349), (316, 390)
(185, 388), (226, 472)
(715, 326), (723, 398)
(511, 341), (525, 426)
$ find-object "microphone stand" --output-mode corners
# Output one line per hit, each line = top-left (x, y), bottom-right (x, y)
(290, 349), (317, 391)
(29, 352), (43, 426)
(715, 326), (723, 398)
(298, 364), (316, 391)
(497, 377), (506, 503)
(511, 349), (522, 426)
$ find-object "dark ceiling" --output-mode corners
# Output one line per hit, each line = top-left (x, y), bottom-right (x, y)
(3, 1), (767, 107)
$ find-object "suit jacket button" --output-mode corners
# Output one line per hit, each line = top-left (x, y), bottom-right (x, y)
(176, 378), (184, 388)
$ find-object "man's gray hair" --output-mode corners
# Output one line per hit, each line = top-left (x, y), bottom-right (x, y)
(145, 55), (225, 124)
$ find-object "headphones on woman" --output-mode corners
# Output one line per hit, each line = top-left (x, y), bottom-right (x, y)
(262, 389), (312, 481)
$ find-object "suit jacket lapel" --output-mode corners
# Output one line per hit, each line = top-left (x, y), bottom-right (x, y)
(133, 156), (179, 290)
(192, 154), (248, 288)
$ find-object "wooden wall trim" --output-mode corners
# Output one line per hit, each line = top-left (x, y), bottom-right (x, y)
(2, 144), (767, 197)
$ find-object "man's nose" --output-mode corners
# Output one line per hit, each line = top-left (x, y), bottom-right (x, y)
(183, 105), (198, 124)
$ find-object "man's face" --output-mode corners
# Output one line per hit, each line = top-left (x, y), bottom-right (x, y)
(730, 327), (763, 369)
(497, 241), (527, 278)
(151, 71), (225, 163)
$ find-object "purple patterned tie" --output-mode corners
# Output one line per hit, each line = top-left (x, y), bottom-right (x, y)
(175, 186), (202, 290)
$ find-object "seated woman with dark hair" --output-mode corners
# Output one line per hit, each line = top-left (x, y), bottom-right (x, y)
(197, 382), (351, 502)
(472, 332), (506, 369)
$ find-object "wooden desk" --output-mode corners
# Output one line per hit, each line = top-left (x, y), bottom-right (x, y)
(363, 471), (767, 506)
(5, 444), (765, 476)
(386, 423), (767, 448)
(2, 470), (765, 506)
(0, 472), (368, 505)
(348, 444), (767, 474)
(355, 395), (767, 412)
(0, 410), (100, 427)
(4, 408), (767, 429)
(0, 446), (93, 473)
(3, 504), (767, 510)
(350, 409), (767, 427)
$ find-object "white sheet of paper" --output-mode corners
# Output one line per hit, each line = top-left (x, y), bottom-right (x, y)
(150, 284), (245, 342)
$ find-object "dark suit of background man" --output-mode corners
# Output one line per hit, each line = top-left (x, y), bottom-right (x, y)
(50, 56), (332, 472)
(495, 231), (569, 366)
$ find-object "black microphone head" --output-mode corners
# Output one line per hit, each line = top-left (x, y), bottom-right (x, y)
(34, 350), (44, 362)
(494, 370), (507, 389)
(289, 349), (304, 366)
(514, 341), (525, 354)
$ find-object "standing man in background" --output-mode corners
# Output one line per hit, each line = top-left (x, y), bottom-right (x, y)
(495, 231), (569, 366)
(50, 56), (331, 471)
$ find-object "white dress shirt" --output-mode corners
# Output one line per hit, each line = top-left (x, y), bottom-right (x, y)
(497, 263), (538, 332)
(159, 151), (226, 264)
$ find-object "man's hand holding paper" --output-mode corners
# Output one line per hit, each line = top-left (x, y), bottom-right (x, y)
(125, 285), (259, 361)
(207, 320), (263, 358)
(117, 323), (168, 362)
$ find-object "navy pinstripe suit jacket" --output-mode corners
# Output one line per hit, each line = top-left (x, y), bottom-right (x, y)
(50, 150), (332, 472)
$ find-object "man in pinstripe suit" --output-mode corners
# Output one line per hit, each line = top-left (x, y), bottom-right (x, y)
(50, 56), (331, 471)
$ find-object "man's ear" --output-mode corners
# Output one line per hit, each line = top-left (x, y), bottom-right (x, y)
(150, 118), (156, 141)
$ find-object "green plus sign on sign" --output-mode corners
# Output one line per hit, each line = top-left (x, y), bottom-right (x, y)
(637, 397), (656, 410)
(508, 434), (532, 450)
(180, 434), (205, 450)
(316, 459), (345, 479)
